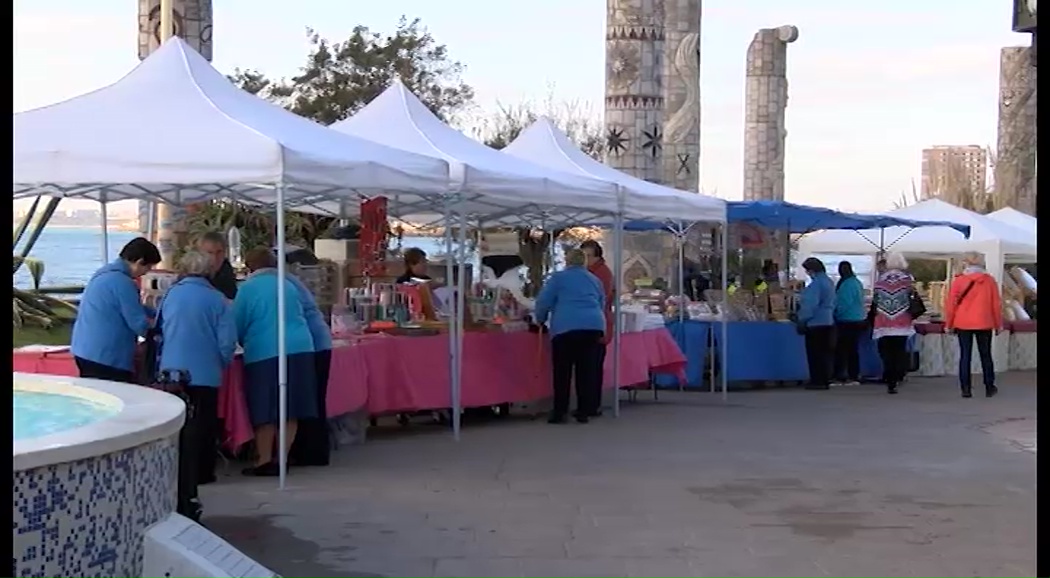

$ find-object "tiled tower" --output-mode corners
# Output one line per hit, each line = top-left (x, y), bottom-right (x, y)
(605, 0), (708, 289)
(995, 46), (1037, 216)
(604, 0), (666, 184)
(136, 0), (214, 264)
(660, 0), (701, 194)
(742, 26), (798, 201)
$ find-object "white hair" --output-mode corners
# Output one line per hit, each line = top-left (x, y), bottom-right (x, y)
(564, 248), (587, 267)
(884, 252), (908, 271)
(177, 250), (214, 277)
(962, 251), (986, 267)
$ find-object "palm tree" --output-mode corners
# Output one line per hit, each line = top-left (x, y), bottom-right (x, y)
(12, 196), (77, 329)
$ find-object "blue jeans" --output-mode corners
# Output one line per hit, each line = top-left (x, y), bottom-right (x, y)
(957, 329), (995, 390)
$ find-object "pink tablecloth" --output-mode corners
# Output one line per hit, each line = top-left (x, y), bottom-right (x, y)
(13, 328), (685, 451)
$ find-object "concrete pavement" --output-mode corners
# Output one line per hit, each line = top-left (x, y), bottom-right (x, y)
(201, 372), (1037, 577)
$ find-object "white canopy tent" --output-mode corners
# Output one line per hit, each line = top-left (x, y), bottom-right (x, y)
(797, 199), (1037, 286)
(504, 117), (726, 224)
(13, 38), (452, 212)
(14, 38), (460, 491)
(987, 207), (1038, 253)
(328, 82), (621, 227)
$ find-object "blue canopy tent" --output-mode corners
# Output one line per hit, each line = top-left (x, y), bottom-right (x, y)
(597, 200), (970, 399)
(610, 200), (971, 236)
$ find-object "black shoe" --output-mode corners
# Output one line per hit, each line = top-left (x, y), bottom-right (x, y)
(887, 385), (898, 395)
(241, 462), (280, 477)
(574, 413), (590, 424)
(805, 384), (830, 390)
(962, 388), (973, 398)
(985, 385), (999, 398)
(547, 414), (567, 424)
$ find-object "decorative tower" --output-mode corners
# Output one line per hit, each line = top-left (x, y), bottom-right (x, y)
(742, 26), (798, 201)
(660, 0), (701, 194)
(995, 46), (1037, 216)
(604, 0), (666, 184)
(136, 0), (214, 265)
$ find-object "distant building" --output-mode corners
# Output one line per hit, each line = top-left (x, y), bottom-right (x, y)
(920, 145), (988, 200)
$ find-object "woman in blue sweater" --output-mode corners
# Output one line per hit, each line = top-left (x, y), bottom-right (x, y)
(158, 250), (238, 485)
(832, 260), (867, 385)
(797, 257), (837, 390)
(234, 247), (317, 477)
(533, 249), (606, 424)
(70, 237), (160, 383)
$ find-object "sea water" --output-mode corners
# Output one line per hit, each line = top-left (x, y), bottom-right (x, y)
(13, 390), (119, 440)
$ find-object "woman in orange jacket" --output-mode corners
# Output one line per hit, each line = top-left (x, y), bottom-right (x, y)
(944, 252), (1003, 398)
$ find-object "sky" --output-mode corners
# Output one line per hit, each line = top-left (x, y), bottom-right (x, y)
(13, 0), (1028, 215)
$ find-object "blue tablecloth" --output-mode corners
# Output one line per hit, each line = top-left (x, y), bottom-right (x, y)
(657, 319), (915, 387)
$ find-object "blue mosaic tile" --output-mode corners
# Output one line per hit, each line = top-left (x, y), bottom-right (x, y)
(13, 435), (178, 577)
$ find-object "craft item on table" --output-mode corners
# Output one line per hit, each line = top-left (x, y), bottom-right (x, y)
(480, 265), (535, 312)
(768, 293), (789, 321)
(140, 270), (178, 310)
(330, 304), (360, 337)
(359, 197), (389, 277)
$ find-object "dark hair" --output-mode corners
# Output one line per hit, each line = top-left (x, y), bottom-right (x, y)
(801, 257), (826, 274)
(198, 231), (227, 249)
(836, 260), (855, 289)
(119, 237), (161, 266)
(761, 259), (777, 276)
(579, 240), (604, 259)
(403, 247), (427, 267)
(244, 246), (276, 271)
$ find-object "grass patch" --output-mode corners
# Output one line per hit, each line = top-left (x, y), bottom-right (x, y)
(13, 321), (73, 349)
(12, 307), (76, 349)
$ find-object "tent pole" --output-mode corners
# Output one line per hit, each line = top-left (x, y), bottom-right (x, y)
(612, 209), (624, 418)
(276, 182), (289, 490)
(453, 209), (468, 441)
(99, 193), (109, 263)
(676, 225), (686, 393)
(721, 222), (729, 402)
(442, 200), (457, 440)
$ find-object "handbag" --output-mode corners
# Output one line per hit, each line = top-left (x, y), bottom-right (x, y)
(907, 289), (927, 319)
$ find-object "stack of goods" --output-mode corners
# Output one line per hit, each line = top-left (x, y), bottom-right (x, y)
(289, 261), (339, 309)
(343, 284), (412, 330)
(630, 287), (667, 313)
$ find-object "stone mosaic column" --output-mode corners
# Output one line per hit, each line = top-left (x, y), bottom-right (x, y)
(742, 25), (798, 202)
(604, 0), (666, 184)
(995, 46), (1037, 216)
(137, 0), (213, 264)
(660, 0), (701, 194)
(604, 0), (673, 291)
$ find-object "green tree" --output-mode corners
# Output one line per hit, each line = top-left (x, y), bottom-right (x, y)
(229, 17), (474, 126)
(225, 17), (476, 249)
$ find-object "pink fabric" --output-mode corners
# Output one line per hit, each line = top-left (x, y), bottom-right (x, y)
(13, 328), (686, 451)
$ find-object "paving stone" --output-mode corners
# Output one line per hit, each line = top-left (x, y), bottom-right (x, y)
(201, 372), (1036, 577)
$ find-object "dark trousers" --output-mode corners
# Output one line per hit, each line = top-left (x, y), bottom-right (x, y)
(833, 321), (866, 382)
(551, 330), (603, 418)
(184, 386), (219, 484)
(289, 349), (332, 466)
(957, 329), (995, 391)
(877, 336), (910, 387)
(803, 325), (834, 386)
(75, 356), (135, 384)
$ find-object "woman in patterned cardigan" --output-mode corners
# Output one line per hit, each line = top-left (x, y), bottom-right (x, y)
(870, 252), (916, 395)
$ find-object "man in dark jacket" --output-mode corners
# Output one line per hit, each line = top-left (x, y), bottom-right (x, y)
(197, 232), (238, 300)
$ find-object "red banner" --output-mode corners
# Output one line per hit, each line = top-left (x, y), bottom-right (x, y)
(360, 197), (388, 276)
